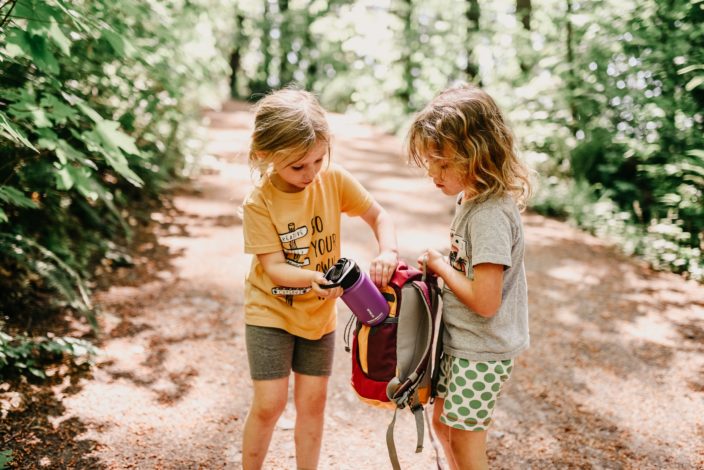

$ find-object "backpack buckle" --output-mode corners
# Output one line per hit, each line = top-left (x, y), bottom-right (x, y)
(393, 390), (410, 409)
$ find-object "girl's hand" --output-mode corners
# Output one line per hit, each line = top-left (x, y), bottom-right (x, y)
(370, 249), (399, 288)
(311, 274), (344, 299)
(418, 249), (447, 278)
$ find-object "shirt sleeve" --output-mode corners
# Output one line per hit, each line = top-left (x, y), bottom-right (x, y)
(468, 207), (513, 268)
(242, 197), (282, 255)
(334, 164), (373, 216)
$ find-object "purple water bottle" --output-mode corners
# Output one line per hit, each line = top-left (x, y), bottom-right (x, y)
(322, 258), (390, 326)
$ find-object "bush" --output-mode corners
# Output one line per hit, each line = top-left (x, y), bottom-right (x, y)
(0, 0), (234, 377)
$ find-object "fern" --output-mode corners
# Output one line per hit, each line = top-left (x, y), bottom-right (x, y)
(0, 330), (97, 379)
(0, 234), (95, 327)
(0, 449), (12, 470)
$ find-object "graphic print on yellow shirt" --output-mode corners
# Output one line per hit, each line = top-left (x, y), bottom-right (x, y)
(275, 222), (312, 306)
(281, 222), (310, 268)
(242, 164), (373, 339)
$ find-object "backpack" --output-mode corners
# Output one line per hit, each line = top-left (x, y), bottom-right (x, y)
(343, 260), (443, 470)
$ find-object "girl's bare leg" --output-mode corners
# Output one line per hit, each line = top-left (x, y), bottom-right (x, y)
(242, 376), (289, 470)
(432, 399), (460, 470)
(448, 426), (488, 470)
(293, 373), (329, 470)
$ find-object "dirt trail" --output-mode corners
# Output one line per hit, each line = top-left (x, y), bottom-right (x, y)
(11, 101), (704, 469)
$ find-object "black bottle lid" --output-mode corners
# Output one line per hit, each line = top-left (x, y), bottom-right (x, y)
(323, 258), (360, 290)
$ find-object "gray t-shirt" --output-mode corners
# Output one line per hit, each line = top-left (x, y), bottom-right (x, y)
(441, 194), (529, 361)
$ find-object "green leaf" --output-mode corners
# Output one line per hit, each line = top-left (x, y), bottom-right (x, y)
(0, 186), (38, 209)
(95, 120), (140, 156)
(0, 112), (38, 152)
(99, 24), (136, 57)
(81, 129), (144, 187)
(75, 102), (104, 124)
(52, 0), (91, 32)
(29, 367), (47, 378)
(101, 29), (127, 57)
(27, 35), (60, 75)
(39, 94), (78, 125)
(13, 0), (35, 18)
(53, 164), (95, 195)
(16, 0), (54, 23)
(36, 128), (59, 151)
(685, 76), (704, 91)
(47, 18), (72, 56)
(31, 107), (52, 128)
(102, 151), (144, 188)
(687, 150), (704, 161)
(9, 99), (53, 128)
(3, 29), (32, 60)
(54, 165), (75, 191)
(55, 140), (98, 170)
(678, 64), (704, 74)
(0, 449), (12, 467)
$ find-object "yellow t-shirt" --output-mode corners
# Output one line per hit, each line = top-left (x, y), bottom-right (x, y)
(242, 163), (373, 340)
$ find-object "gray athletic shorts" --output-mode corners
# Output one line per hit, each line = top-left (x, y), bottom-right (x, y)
(245, 325), (336, 380)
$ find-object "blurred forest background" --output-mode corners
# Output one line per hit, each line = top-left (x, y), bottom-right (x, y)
(0, 0), (702, 409)
(227, 0), (704, 283)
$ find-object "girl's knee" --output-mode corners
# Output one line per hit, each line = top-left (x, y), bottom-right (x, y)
(448, 427), (488, 458)
(251, 396), (287, 424)
(294, 375), (328, 415)
(295, 392), (326, 416)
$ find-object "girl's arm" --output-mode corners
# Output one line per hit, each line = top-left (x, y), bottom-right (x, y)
(359, 200), (399, 287)
(420, 249), (504, 317)
(257, 251), (343, 298)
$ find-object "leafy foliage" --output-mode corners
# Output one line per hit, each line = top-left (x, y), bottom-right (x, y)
(0, 449), (12, 470)
(0, 330), (96, 380)
(0, 0), (233, 376)
(231, 0), (703, 281)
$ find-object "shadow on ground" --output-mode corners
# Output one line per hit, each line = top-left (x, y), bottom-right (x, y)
(3, 101), (703, 469)
(1, 192), (192, 469)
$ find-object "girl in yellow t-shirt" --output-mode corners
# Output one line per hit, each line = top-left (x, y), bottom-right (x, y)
(241, 88), (398, 470)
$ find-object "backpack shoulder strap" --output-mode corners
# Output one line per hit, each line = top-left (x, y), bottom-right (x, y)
(386, 392), (426, 470)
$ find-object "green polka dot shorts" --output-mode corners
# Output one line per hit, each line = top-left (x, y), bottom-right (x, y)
(435, 354), (514, 431)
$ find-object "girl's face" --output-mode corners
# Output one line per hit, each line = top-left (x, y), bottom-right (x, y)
(271, 140), (327, 192)
(426, 156), (466, 197)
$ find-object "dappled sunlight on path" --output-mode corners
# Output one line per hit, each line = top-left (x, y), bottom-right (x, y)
(55, 101), (704, 469)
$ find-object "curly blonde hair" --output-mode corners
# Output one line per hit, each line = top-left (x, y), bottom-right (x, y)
(406, 84), (532, 209)
(248, 87), (330, 177)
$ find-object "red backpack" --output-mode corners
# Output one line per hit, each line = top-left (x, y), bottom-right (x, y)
(344, 261), (442, 469)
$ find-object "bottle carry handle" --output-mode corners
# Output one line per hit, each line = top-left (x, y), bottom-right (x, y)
(321, 258), (357, 289)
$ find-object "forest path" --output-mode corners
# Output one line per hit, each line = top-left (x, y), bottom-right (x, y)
(52, 101), (704, 469)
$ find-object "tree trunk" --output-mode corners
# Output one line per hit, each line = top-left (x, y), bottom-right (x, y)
(229, 14), (245, 97)
(278, 0), (294, 87)
(251, 1), (273, 95)
(303, 9), (318, 90)
(516, 0), (531, 30)
(397, 0), (414, 111)
(565, 0), (578, 132)
(465, 0), (481, 83)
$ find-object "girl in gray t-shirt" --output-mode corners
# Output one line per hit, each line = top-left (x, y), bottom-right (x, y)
(406, 83), (533, 470)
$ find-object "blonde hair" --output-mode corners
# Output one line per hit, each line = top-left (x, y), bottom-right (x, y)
(406, 84), (532, 209)
(248, 88), (330, 177)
